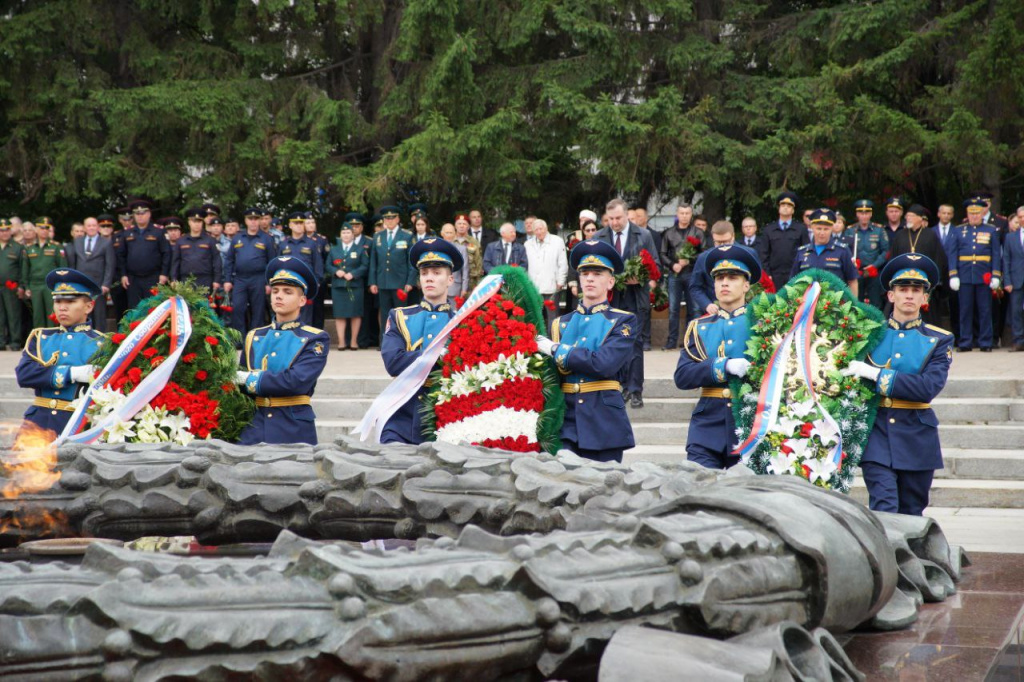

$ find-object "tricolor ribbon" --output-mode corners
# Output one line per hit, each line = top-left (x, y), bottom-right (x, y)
(56, 296), (193, 445)
(353, 275), (504, 443)
(734, 281), (843, 466)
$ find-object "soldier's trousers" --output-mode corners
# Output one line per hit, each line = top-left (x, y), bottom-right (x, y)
(127, 274), (160, 309)
(230, 276), (268, 338)
(858, 275), (883, 309)
(958, 283), (993, 349)
(358, 288), (379, 348)
(377, 289), (403, 344)
(29, 286), (53, 328)
(0, 288), (21, 346)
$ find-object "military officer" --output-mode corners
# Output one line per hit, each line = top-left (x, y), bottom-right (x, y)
(946, 198), (1001, 351)
(278, 212), (324, 325)
(172, 207), (223, 290)
(535, 240), (637, 463)
(22, 219), (68, 328)
(117, 198), (171, 308)
(790, 208), (859, 297)
(674, 245), (760, 469)
(884, 196), (906, 234)
(235, 256), (329, 446)
(0, 219), (24, 349)
(843, 199), (889, 308)
(225, 207), (278, 337)
(347, 212), (379, 349)
(842, 253), (952, 516)
(330, 220), (370, 350)
(379, 238), (462, 444)
(201, 203), (221, 229)
(369, 202), (416, 343)
(15, 269), (105, 438)
(110, 207), (132, 321)
(303, 211), (331, 329)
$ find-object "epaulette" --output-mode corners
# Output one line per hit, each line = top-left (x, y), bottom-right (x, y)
(301, 325), (325, 335)
(610, 307), (632, 315)
(924, 324), (953, 337)
(398, 304), (421, 313)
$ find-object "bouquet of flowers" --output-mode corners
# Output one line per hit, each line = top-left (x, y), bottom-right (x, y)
(650, 286), (669, 312)
(675, 235), (703, 261)
(615, 249), (661, 290)
(731, 269), (885, 492)
(79, 280), (254, 444)
(422, 265), (564, 453)
(746, 271), (776, 302)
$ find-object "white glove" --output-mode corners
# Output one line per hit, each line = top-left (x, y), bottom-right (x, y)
(840, 360), (881, 382)
(535, 335), (555, 356)
(990, 277), (1001, 291)
(70, 365), (96, 383)
(235, 370), (250, 385)
(949, 277), (960, 292)
(725, 358), (750, 377)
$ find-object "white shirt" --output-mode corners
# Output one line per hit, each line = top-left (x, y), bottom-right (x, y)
(525, 234), (568, 294)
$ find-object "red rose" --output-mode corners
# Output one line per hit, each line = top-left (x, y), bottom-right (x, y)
(150, 356), (164, 367)
(221, 305), (233, 312)
(921, 303), (930, 313)
(865, 265), (878, 278)
(195, 370), (208, 381)
(333, 259), (341, 266)
(687, 236), (701, 247)
(129, 320), (141, 330)
(799, 422), (814, 438)
(204, 336), (218, 346)
(150, 287), (159, 295)
(780, 443), (793, 455)
(142, 347), (158, 358)
(983, 272), (992, 285)
(111, 333), (127, 344)
(182, 353), (197, 363)
(221, 383), (234, 392)
(543, 300), (555, 311)
(48, 313), (58, 323)
(127, 367), (142, 384)
(396, 289), (408, 302)
(455, 296), (466, 308)
(801, 464), (811, 479)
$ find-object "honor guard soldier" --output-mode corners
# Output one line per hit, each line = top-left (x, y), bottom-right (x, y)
(790, 208), (859, 298)
(22, 218), (68, 328)
(379, 238), (461, 444)
(674, 245), (760, 469)
(172, 207), (223, 290)
(117, 198), (170, 308)
(535, 240), (637, 463)
(15, 269), (105, 437)
(369, 202), (416, 343)
(235, 256), (329, 446)
(842, 254), (952, 515)
(947, 198), (1002, 351)
(225, 207), (278, 337)
(843, 199), (889, 308)
(279, 212), (324, 325)
(0, 218), (24, 349)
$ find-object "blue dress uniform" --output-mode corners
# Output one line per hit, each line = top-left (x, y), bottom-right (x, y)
(546, 240), (636, 462)
(674, 245), (760, 469)
(308, 223), (331, 329)
(379, 238), (462, 444)
(857, 254), (953, 516)
(15, 269), (105, 436)
(790, 210), (859, 283)
(226, 208), (278, 337)
(842, 200), (889, 308)
(116, 199), (170, 308)
(238, 257), (329, 446)
(946, 199), (1002, 351)
(369, 204), (417, 343)
(171, 208), (223, 289)
(279, 213), (325, 326)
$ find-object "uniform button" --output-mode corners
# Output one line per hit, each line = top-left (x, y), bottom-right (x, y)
(67, 335), (73, 340)
(578, 399), (584, 404)
(581, 337), (586, 341)
(427, 334), (433, 339)
(701, 325), (707, 330)
(895, 353), (901, 358)
(62, 352), (68, 357)
(275, 332), (280, 338)
(889, 418), (895, 424)
(431, 315), (436, 319)
(727, 321), (733, 326)
(898, 333), (904, 338)
(271, 352), (276, 357)
(584, 317), (590, 322)
(727, 340), (732, 344)
(51, 410), (57, 415)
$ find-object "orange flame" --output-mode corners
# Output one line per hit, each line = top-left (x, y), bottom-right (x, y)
(0, 422), (69, 542)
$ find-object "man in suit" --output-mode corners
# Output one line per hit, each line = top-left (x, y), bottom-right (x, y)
(738, 216), (761, 253)
(933, 204), (959, 341)
(66, 216), (115, 331)
(468, 209), (498, 251)
(593, 198), (657, 408)
(1002, 207), (1024, 351)
(760, 191), (809, 290)
(482, 223), (528, 273)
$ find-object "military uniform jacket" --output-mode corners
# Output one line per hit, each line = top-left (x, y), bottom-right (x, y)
(117, 226), (170, 278)
(22, 241), (67, 285)
(946, 222), (1002, 284)
(550, 302), (636, 451)
(369, 228), (416, 291)
(310, 233), (331, 281)
(171, 233), (223, 284)
(790, 239), (859, 282)
(329, 241), (369, 290)
(761, 221), (809, 286)
(16, 324), (104, 434)
(238, 321), (330, 445)
(380, 301), (455, 444)
(226, 231), (277, 280)
(279, 235), (325, 284)
(674, 307), (750, 455)
(0, 241), (24, 285)
(863, 318), (953, 471)
(842, 224), (889, 270)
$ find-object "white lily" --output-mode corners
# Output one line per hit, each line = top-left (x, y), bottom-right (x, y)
(104, 420), (136, 444)
(769, 414), (803, 436)
(804, 457), (838, 484)
(788, 400), (816, 419)
(810, 419), (839, 447)
(767, 450), (798, 475)
(159, 411), (191, 435)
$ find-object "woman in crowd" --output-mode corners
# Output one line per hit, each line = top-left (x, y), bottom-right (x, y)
(330, 222), (369, 350)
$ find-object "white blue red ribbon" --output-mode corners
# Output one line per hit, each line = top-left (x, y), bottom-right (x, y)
(353, 275), (504, 443)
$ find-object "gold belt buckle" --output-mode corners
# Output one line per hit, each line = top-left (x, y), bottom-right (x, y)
(568, 383), (580, 394)
(721, 388), (732, 399)
(49, 398), (58, 409)
(881, 397), (892, 408)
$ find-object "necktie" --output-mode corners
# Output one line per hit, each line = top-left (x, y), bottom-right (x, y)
(86, 237), (94, 254)
(614, 231), (623, 255)
(504, 243), (510, 264)
(781, 222), (788, 230)
(474, 231), (481, 242)
(746, 238), (753, 246)
(387, 230), (393, 247)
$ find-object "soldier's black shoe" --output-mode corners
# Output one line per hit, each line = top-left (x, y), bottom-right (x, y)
(980, 347), (992, 352)
(956, 346), (972, 352)
(630, 393), (644, 408)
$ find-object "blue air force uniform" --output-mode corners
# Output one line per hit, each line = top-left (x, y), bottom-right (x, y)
(946, 199), (1002, 350)
(226, 208), (278, 337)
(544, 240), (636, 462)
(237, 257), (329, 445)
(279, 214), (326, 326)
(16, 270), (105, 436)
(379, 238), (462, 444)
(674, 245), (760, 469)
(856, 254), (952, 516)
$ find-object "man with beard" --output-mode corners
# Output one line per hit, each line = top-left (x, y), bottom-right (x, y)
(888, 204), (949, 326)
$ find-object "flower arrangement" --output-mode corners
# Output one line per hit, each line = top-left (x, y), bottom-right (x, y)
(82, 280), (254, 443)
(615, 248), (660, 290)
(650, 286), (669, 311)
(746, 271), (777, 302)
(675, 235), (703, 261)
(422, 265), (564, 453)
(731, 269), (886, 492)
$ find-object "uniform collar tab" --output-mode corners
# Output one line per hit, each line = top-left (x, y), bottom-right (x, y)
(717, 306), (746, 319)
(420, 301), (451, 312)
(275, 320), (302, 330)
(575, 301), (610, 314)
(888, 316), (922, 330)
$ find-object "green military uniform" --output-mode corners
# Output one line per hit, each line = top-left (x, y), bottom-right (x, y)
(0, 221), (23, 348)
(23, 238), (67, 329)
(455, 235), (483, 290)
(843, 200), (890, 309)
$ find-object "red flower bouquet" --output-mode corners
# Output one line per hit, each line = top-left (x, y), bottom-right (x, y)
(676, 235), (703, 261)
(616, 249), (661, 290)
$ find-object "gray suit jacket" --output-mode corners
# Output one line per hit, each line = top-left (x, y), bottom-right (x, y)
(66, 235), (115, 289)
(593, 223), (658, 311)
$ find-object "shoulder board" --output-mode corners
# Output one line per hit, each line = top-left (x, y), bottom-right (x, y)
(300, 325), (325, 335)
(696, 312), (717, 321)
(398, 304), (421, 313)
(610, 307), (632, 315)
(797, 244), (811, 251)
(924, 324), (953, 337)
